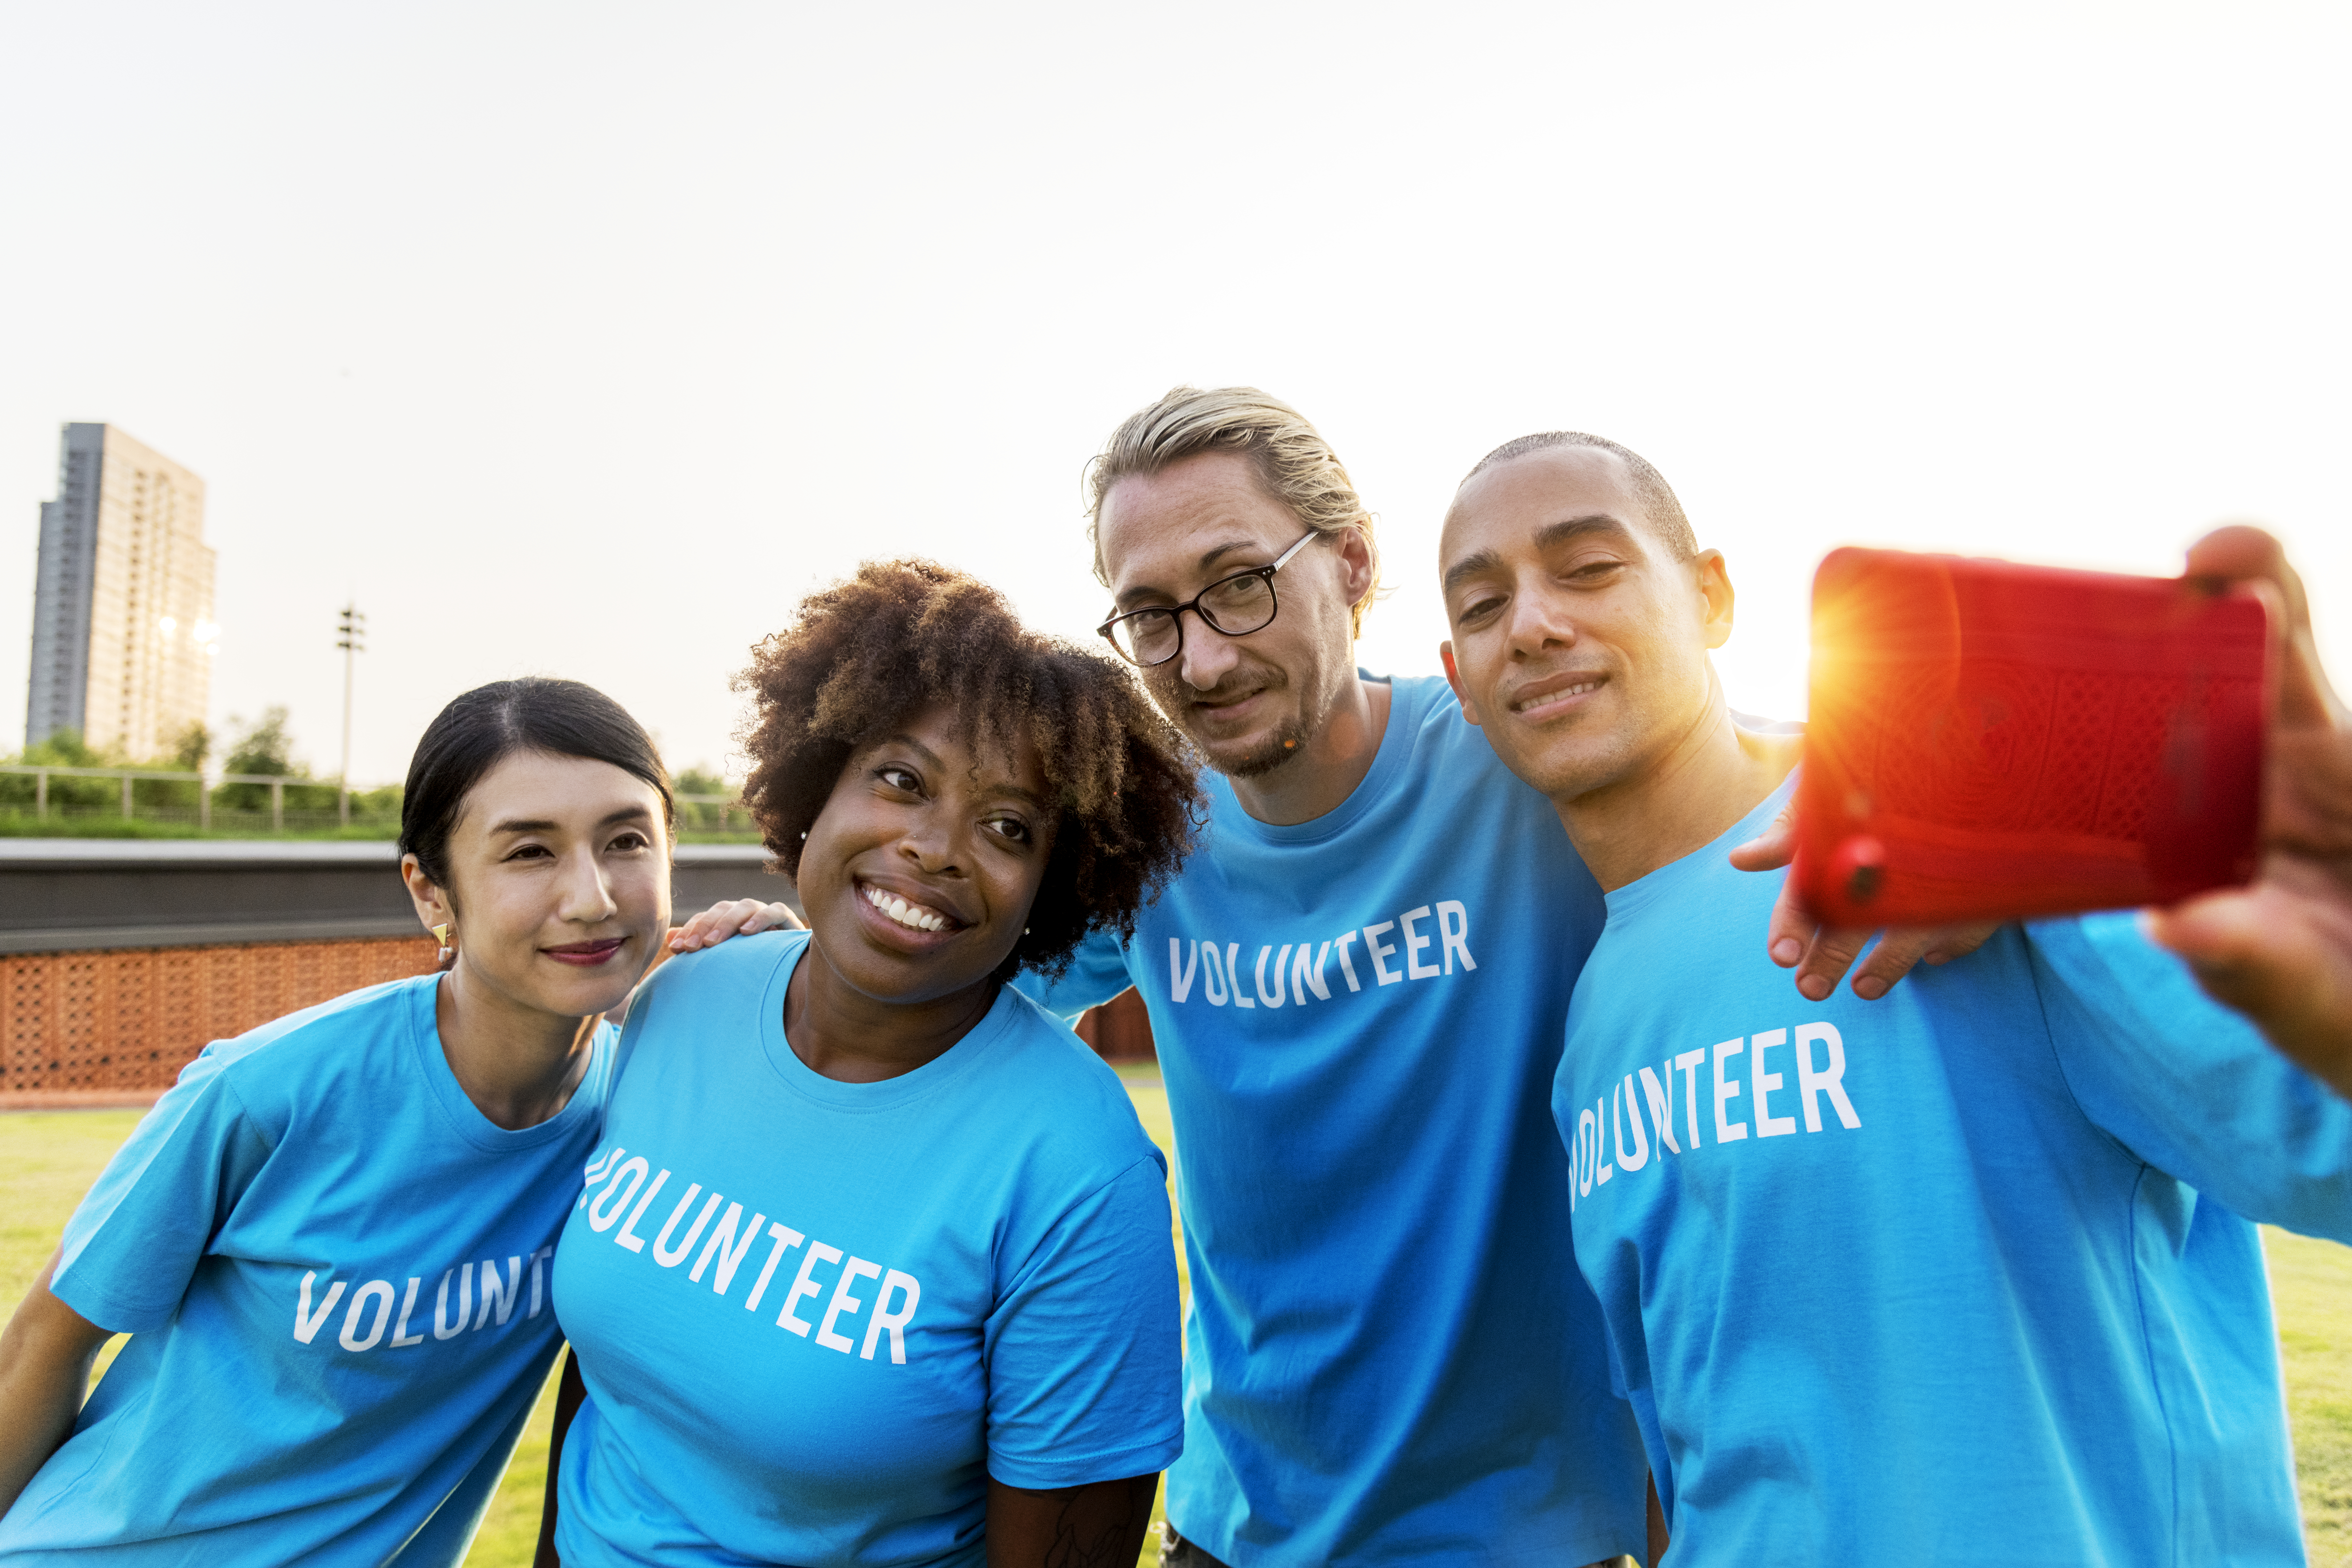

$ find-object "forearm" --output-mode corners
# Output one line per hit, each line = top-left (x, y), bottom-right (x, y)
(0, 1258), (111, 1520)
(533, 1348), (587, 1568)
(986, 1473), (1158, 1568)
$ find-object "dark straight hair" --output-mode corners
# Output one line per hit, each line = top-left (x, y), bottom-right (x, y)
(399, 677), (675, 894)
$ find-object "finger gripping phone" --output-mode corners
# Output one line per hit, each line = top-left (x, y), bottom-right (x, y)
(1794, 547), (2270, 927)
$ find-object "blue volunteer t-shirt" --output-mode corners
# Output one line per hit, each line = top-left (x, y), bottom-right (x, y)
(1560, 771), (2352, 1565)
(0, 975), (613, 1567)
(552, 929), (1182, 1568)
(1019, 674), (1649, 1568)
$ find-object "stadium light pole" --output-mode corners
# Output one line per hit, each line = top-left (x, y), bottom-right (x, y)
(337, 604), (366, 828)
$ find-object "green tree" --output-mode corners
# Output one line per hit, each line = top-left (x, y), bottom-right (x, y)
(171, 722), (211, 772)
(22, 730), (101, 768)
(0, 730), (115, 815)
(223, 708), (297, 778)
(217, 708), (324, 813)
(671, 765), (748, 835)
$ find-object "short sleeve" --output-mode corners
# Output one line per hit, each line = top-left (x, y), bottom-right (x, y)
(982, 1157), (1183, 1489)
(2027, 911), (2352, 1243)
(51, 1044), (277, 1332)
(1011, 928), (1137, 1024)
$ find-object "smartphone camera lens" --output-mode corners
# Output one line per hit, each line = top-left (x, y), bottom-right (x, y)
(1829, 834), (1888, 909)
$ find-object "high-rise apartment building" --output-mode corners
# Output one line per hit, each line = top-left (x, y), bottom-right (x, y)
(24, 423), (218, 757)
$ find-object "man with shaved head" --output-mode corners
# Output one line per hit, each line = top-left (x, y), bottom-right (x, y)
(1437, 429), (2352, 1563)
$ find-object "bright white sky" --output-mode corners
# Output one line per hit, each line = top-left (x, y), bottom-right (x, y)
(3, 2), (2346, 786)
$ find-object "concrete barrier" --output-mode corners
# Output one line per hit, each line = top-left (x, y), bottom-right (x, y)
(0, 840), (798, 1101)
(0, 840), (795, 954)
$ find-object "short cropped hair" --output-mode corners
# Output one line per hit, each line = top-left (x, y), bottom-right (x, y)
(1086, 385), (1381, 636)
(736, 559), (1202, 979)
(1461, 431), (1698, 561)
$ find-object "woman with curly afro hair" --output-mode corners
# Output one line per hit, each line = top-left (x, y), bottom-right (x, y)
(540, 560), (1202, 1568)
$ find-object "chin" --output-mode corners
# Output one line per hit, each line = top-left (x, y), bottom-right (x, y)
(1524, 738), (1641, 803)
(1210, 725), (1313, 780)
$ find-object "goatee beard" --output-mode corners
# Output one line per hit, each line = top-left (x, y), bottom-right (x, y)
(1217, 720), (1314, 778)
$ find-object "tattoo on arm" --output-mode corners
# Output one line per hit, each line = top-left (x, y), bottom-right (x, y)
(1042, 1480), (1143, 1568)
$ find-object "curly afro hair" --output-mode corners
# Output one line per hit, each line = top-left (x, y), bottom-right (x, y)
(736, 558), (1202, 980)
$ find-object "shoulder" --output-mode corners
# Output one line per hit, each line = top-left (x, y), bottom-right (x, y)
(633, 928), (802, 1013)
(193, 974), (437, 1119)
(981, 987), (1165, 1178)
(2021, 910), (2262, 1047)
(1383, 672), (1558, 795)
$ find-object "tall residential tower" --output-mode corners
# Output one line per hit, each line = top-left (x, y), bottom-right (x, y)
(25, 423), (217, 757)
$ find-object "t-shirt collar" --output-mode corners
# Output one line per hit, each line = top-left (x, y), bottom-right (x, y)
(759, 931), (1018, 1109)
(411, 973), (602, 1152)
(1219, 669), (1415, 848)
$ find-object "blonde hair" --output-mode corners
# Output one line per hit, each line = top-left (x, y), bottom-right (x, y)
(1086, 386), (1380, 636)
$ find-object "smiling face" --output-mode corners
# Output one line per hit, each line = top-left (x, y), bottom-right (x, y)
(1097, 450), (1373, 778)
(403, 749), (673, 1021)
(795, 703), (1057, 1007)
(1439, 445), (1734, 803)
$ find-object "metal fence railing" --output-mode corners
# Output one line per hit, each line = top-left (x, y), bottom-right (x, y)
(0, 764), (758, 837)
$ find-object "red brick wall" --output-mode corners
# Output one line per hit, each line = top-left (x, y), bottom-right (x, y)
(1073, 986), (1156, 1061)
(2, 936), (440, 1097)
(1, 937), (1154, 1102)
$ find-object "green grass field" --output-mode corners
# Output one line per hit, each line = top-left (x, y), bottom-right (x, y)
(5, 1090), (2346, 1565)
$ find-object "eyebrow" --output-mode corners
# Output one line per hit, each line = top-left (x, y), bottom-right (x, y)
(488, 804), (656, 836)
(1114, 537), (1272, 609)
(878, 733), (1047, 809)
(1440, 514), (1636, 596)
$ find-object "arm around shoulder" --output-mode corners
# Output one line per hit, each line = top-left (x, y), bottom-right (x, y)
(1010, 926), (1138, 1026)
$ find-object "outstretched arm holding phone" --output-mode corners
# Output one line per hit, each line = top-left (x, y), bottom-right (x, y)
(2145, 526), (2352, 1100)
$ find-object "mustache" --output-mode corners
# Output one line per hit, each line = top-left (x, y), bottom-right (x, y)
(1170, 663), (1289, 707)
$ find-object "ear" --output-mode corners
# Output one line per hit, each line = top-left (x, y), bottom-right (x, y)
(1695, 549), (1736, 652)
(1333, 525), (1379, 614)
(400, 852), (452, 934)
(1440, 641), (1485, 726)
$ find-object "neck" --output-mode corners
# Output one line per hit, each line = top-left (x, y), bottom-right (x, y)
(433, 966), (599, 1131)
(1228, 668), (1393, 827)
(1553, 675), (1801, 893)
(783, 940), (998, 1083)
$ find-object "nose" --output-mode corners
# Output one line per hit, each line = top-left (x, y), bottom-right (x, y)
(557, 845), (620, 926)
(1176, 610), (1244, 692)
(1503, 575), (1578, 658)
(897, 804), (966, 877)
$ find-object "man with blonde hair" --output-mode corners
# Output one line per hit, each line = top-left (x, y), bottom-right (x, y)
(1021, 388), (1953, 1568)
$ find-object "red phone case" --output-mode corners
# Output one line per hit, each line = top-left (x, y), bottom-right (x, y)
(1794, 547), (2270, 927)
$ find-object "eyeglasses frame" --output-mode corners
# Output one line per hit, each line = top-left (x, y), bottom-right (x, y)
(1096, 527), (1327, 669)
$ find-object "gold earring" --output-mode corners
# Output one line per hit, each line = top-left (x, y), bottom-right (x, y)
(431, 923), (454, 963)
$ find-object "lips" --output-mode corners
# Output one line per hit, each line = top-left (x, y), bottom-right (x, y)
(1507, 672), (1608, 720)
(543, 937), (628, 967)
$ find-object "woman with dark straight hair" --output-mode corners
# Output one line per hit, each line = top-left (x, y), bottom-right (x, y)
(0, 677), (684, 1565)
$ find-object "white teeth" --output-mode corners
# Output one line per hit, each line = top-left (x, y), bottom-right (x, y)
(864, 884), (951, 933)
(1516, 681), (1598, 712)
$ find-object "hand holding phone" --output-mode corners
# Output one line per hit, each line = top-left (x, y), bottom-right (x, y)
(1795, 547), (2270, 927)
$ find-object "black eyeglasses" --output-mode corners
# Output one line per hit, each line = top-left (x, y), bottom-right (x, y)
(1097, 529), (1326, 668)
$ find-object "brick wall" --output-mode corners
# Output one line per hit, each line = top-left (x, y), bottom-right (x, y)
(2, 937), (1153, 1104)
(1073, 986), (1156, 1061)
(2, 936), (439, 1098)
